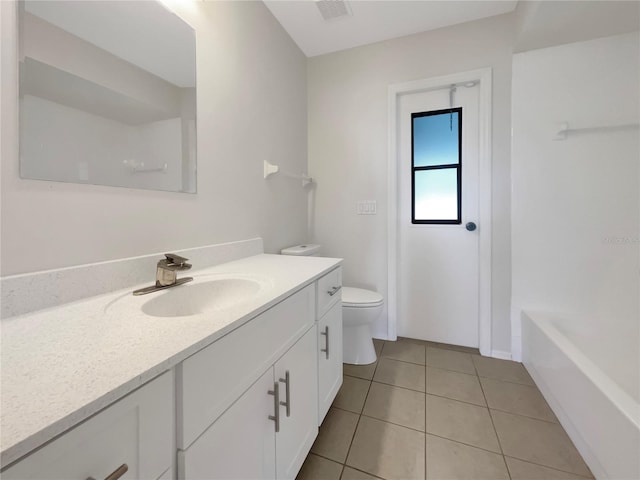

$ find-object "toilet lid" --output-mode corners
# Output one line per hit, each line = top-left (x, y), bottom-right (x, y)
(342, 287), (384, 308)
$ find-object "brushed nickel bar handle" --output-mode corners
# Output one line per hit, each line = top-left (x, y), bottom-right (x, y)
(86, 464), (129, 480)
(279, 370), (291, 417)
(320, 326), (329, 359)
(104, 464), (128, 480)
(327, 286), (341, 296)
(268, 382), (280, 432)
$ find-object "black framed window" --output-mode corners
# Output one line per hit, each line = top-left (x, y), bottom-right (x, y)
(411, 107), (462, 224)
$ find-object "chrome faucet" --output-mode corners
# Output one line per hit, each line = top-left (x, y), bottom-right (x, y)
(133, 253), (193, 295)
(156, 253), (192, 286)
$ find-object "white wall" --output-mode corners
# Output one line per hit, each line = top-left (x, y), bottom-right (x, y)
(308, 13), (515, 349)
(511, 33), (639, 392)
(513, 1), (640, 53)
(1, 0), (308, 275)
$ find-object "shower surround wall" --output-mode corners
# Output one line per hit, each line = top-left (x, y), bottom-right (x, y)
(512, 32), (639, 479)
(0, 0), (308, 276)
(511, 32), (639, 394)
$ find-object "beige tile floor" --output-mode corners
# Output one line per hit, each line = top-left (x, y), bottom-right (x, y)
(298, 338), (594, 480)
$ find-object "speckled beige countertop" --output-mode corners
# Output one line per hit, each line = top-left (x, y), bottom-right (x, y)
(0, 254), (341, 467)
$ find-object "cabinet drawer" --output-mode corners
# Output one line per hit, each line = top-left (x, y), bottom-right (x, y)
(316, 267), (342, 318)
(178, 284), (315, 449)
(2, 372), (174, 480)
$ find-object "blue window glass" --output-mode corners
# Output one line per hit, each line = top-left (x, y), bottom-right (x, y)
(414, 169), (458, 221)
(413, 111), (459, 167)
(411, 108), (462, 224)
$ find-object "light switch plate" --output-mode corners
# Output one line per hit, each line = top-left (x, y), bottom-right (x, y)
(357, 200), (377, 215)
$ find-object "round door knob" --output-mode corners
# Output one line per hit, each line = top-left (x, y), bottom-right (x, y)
(465, 222), (477, 232)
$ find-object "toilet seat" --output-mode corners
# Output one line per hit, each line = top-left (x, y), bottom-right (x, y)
(342, 287), (384, 308)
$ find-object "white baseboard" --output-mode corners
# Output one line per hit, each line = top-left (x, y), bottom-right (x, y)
(490, 350), (512, 360)
(511, 334), (522, 362)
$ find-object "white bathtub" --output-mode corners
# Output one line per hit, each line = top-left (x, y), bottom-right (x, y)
(522, 311), (640, 480)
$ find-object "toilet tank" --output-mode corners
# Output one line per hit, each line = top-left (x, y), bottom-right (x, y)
(280, 244), (321, 257)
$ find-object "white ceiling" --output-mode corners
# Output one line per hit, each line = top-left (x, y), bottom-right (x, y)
(263, 0), (518, 57)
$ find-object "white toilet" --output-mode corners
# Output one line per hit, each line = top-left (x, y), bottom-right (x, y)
(281, 244), (383, 365)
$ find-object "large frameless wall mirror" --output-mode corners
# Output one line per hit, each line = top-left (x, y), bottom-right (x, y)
(18, 0), (197, 193)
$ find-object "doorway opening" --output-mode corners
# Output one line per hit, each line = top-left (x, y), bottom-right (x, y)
(387, 68), (492, 356)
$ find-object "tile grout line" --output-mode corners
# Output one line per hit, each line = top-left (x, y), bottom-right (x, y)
(504, 455), (516, 480)
(488, 406), (560, 425)
(478, 375), (537, 387)
(331, 405), (366, 416)
(340, 341), (384, 478)
(424, 391), (486, 409)
(426, 363), (480, 378)
(381, 341), (427, 480)
(369, 378), (426, 395)
(341, 392), (366, 469)
(478, 372), (543, 388)
(473, 364), (561, 423)
(341, 462), (387, 480)
(502, 455), (596, 479)
(365, 373), (503, 411)
(343, 372), (375, 382)
(474, 356), (512, 480)
(331, 339), (592, 480)
(424, 351), (428, 480)
(313, 432), (593, 480)
(328, 339), (589, 480)
(308, 451), (342, 465)
(326, 408), (534, 472)
(379, 355), (427, 368)
(341, 410), (427, 437)
(472, 350), (593, 479)
(382, 341), (508, 374)
(424, 431), (506, 457)
(395, 337), (480, 355)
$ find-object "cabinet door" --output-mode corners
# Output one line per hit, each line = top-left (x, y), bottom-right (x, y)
(274, 327), (318, 480)
(179, 367), (276, 480)
(178, 285), (314, 449)
(3, 372), (174, 480)
(317, 301), (343, 424)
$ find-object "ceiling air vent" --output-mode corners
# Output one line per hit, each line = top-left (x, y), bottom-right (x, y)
(315, 0), (352, 21)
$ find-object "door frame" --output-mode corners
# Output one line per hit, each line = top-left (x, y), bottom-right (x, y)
(387, 68), (492, 356)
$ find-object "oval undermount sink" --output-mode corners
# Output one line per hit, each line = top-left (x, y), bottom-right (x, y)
(142, 277), (267, 318)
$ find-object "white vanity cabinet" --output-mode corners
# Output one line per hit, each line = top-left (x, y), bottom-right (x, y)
(317, 301), (343, 423)
(274, 327), (318, 479)
(2, 371), (174, 480)
(181, 327), (318, 480)
(1, 259), (344, 480)
(316, 267), (342, 318)
(177, 285), (318, 480)
(179, 367), (276, 480)
(316, 267), (343, 424)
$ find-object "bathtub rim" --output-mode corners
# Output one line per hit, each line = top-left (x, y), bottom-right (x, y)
(523, 309), (639, 430)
